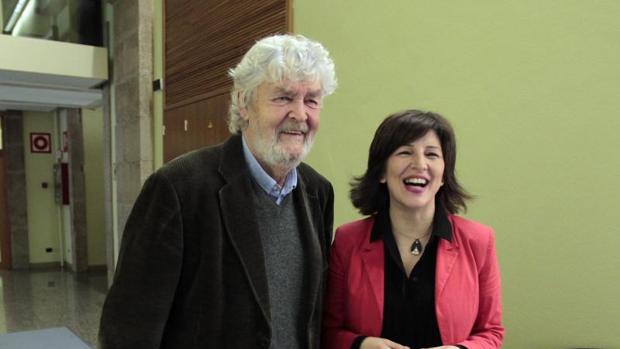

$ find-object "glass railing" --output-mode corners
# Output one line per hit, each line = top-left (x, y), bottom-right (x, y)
(1, 0), (102, 47)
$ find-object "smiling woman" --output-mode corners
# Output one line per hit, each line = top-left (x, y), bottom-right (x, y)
(322, 110), (504, 349)
(380, 130), (446, 220)
(350, 110), (470, 217)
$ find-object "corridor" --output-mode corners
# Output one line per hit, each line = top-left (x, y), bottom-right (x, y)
(0, 269), (107, 347)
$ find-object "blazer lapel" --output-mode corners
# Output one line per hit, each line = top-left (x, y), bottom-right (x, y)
(293, 174), (324, 328)
(361, 232), (385, 325)
(436, 236), (458, 297)
(218, 136), (270, 324)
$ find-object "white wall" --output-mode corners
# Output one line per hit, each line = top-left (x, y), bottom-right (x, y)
(0, 34), (107, 79)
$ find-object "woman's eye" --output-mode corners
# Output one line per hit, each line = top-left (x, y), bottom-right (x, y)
(426, 152), (440, 158)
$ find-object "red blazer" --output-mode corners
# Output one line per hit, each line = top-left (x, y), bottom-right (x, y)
(322, 215), (504, 349)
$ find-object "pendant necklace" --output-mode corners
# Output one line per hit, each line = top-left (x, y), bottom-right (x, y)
(410, 232), (431, 256)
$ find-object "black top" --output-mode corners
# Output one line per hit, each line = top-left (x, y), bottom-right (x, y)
(351, 205), (467, 349)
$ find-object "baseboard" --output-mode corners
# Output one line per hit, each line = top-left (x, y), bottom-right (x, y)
(87, 264), (107, 272)
(29, 262), (62, 270)
(26, 262), (107, 273)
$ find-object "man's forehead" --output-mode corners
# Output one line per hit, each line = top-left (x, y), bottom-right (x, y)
(261, 80), (322, 94)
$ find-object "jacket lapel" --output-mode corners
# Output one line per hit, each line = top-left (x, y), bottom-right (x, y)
(361, 227), (385, 326)
(218, 136), (270, 324)
(293, 173), (324, 330)
(436, 234), (458, 297)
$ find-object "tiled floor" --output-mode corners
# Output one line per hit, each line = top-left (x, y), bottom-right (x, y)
(0, 269), (107, 348)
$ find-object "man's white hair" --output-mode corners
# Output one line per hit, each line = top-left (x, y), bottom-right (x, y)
(228, 34), (337, 134)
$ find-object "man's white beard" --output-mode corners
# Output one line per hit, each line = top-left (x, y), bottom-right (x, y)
(255, 132), (314, 170)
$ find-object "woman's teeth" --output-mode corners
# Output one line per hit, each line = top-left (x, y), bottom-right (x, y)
(404, 178), (428, 187)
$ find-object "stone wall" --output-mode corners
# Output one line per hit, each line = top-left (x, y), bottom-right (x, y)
(66, 109), (88, 272)
(4, 112), (29, 269)
(109, 0), (154, 239)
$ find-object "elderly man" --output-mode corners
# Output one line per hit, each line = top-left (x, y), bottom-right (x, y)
(98, 34), (337, 349)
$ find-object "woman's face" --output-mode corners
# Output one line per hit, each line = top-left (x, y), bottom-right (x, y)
(381, 130), (445, 215)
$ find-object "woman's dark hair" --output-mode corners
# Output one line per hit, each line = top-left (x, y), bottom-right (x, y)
(350, 109), (472, 215)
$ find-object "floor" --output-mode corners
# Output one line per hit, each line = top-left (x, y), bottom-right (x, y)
(0, 269), (108, 348)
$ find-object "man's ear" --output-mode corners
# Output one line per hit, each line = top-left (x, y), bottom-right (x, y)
(238, 91), (250, 120)
(240, 107), (249, 120)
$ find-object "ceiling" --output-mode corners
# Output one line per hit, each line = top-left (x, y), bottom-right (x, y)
(1, 0), (106, 113)
(0, 68), (105, 112)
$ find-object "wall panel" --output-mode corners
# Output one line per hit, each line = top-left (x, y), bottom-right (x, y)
(164, 0), (290, 161)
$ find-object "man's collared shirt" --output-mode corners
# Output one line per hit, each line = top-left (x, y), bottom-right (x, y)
(242, 135), (297, 205)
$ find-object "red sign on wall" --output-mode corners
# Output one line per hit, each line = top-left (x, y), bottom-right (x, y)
(30, 133), (52, 154)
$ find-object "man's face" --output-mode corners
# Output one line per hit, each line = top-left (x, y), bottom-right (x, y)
(241, 80), (322, 173)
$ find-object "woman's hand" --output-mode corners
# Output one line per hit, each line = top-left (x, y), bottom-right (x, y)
(360, 337), (410, 349)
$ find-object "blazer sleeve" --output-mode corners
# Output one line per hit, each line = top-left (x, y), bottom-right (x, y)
(457, 229), (504, 349)
(98, 171), (184, 349)
(322, 227), (361, 349)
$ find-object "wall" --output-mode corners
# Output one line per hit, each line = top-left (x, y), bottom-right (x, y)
(109, 0), (154, 264)
(153, 0), (163, 169)
(295, 1), (620, 349)
(55, 112), (72, 265)
(21, 109), (105, 268)
(23, 111), (59, 264)
(0, 34), (107, 80)
(82, 107), (105, 267)
(3, 113), (29, 268)
(102, 1), (119, 273)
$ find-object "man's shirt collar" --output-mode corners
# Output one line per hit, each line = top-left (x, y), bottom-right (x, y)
(242, 135), (297, 204)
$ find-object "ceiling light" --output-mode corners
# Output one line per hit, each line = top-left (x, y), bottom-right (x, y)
(3, 0), (32, 34)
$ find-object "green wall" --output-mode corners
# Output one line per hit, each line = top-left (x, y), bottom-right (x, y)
(295, 1), (620, 348)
